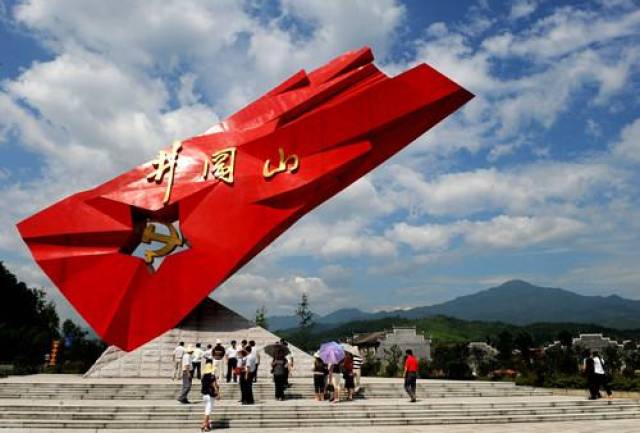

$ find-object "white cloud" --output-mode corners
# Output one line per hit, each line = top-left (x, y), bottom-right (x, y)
(389, 215), (586, 252)
(386, 222), (455, 251)
(263, 176), (396, 260)
(213, 273), (336, 316)
(611, 118), (640, 163)
(484, 6), (640, 59)
(388, 161), (617, 217)
(462, 215), (586, 249)
(509, 0), (538, 20)
(390, 4), (640, 162)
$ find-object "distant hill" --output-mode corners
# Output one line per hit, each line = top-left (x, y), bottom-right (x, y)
(277, 314), (640, 349)
(400, 280), (640, 329)
(268, 308), (369, 331)
(268, 280), (640, 331)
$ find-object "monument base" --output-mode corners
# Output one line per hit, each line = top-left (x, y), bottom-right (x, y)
(84, 298), (313, 378)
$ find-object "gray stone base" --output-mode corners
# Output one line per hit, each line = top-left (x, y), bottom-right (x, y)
(84, 298), (313, 378)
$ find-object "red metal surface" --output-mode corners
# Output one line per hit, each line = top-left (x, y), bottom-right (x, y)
(17, 47), (473, 351)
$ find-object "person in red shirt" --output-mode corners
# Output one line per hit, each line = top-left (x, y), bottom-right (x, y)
(403, 349), (418, 402)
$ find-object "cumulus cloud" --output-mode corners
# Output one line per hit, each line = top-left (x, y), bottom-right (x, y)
(213, 273), (336, 316)
(388, 215), (586, 252)
(387, 162), (618, 217)
(509, 0), (538, 20)
(611, 118), (640, 163)
(485, 6), (640, 59)
(390, 4), (640, 162)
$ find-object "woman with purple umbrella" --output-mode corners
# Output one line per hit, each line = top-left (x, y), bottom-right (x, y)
(318, 342), (345, 403)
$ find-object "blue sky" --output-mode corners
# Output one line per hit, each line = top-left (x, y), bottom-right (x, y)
(1, 0), (639, 324)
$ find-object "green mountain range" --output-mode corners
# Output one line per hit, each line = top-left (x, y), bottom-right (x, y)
(268, 280), (640, 331)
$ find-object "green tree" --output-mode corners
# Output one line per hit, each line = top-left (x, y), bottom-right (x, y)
(417, 357), (430, 379)
(496, 331), (514, 365)
(295, 293), (314, 329)
(294, 293), (314, 351)
(545, 345), (580, 375)
(0, 262), (59, 373)
(557, 330), (573, 347)
(602, 346), (622, 374)
(58, 320), (106, 373)
(623, 350), (640, 376)
(361, 350), (381, 376)
(383, 344), (402, 377)
(432, 343), (472, 379)
(514, 331), (534, 363)
(255, 306), (267, 329)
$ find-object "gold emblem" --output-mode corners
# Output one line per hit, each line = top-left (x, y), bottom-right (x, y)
(141, 221), (184, 265)
(202, 147), (236, 184)
(263, 148), (299, 179)
(146, 140), (182, 205)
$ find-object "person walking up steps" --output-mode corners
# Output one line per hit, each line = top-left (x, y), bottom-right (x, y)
(225, 340), (238, 383)
(178, 345), (194, 404)
(237, 348), (253, 405)
(352, 352), (363, 392)
(200, 359), (219, 432)
(212, 339), (226, 381)
(403, 349), (418, 403)
(172, 341), (185, 381)
(282, 340), (294, 388)
(192, 343), (204, 379)
(249, 340), (260, 382)
(584, 353), (598, 399)
(272, 349), (289, 401)
(593, 351), (613, 399)
(243, 345), (256, 404)
(343, 353), (355, 401)
(312, 355), (328, 401)
(328, 361), (342, 403)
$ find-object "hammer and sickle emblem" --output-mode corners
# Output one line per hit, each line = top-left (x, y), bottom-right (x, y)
(141, 221), (184, 265)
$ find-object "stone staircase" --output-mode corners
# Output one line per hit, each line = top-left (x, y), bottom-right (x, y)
(1, 396), (639, 429)
(85, 298), (315, 379)
(0, 380), (552, 401)
(1, 377), (639, 429)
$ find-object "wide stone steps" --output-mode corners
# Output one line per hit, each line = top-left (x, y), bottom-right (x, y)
(1, 400), (639, 429)
(0, 382), (552, 400)
(0, 399), (621, 412)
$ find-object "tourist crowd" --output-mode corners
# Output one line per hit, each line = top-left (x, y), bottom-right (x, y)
(173, 339), (419, 432)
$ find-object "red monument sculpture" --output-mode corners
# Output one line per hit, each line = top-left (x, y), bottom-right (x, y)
(17, 47), (473, 351)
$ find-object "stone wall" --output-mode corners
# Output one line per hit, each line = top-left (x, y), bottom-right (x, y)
(375, 326), (431, 361)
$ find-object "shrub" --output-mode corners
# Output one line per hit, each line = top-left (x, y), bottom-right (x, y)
(361, 351), (381, 376)
(383, 344), (402, 377)
(418, 357), (430, 379)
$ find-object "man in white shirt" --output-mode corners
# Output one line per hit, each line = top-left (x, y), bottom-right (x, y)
(172, 342), (185, 381)
(592, 351), (613, 398)
(178, 346), (194, 404)
(191, 343), (204, 379)
(249, 340), (260, 382)
(283, 341), (294, 388)
(241, 345), (256, 404)
(204, 344), (213, 361)
(225, 340), (238, 383)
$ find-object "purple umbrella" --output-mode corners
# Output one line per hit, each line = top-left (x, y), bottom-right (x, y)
(318, 341), (345, 365)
